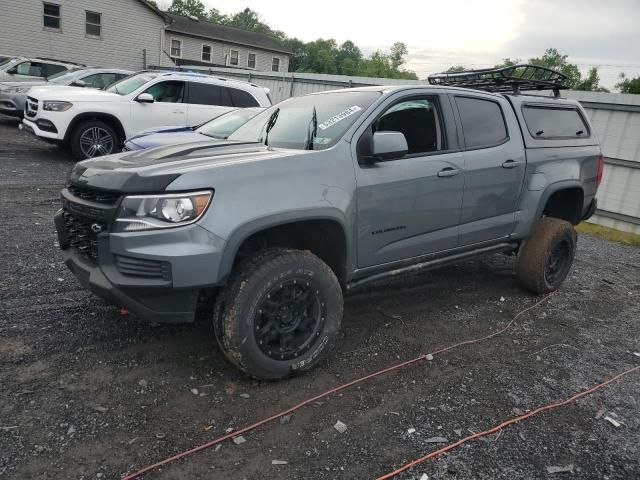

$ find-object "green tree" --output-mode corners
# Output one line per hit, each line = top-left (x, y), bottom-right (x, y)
(446, 65), (466, 73)
(336, 41), (362, 75)
(225, 8), (286, 42)
(167, 0), (207, 19)
(207, 8), (228, 24)
(389, 42), (408, 70)
(615, 73), (640, 94)
(283, 37), (306, 72)
(528, 48), (581, 88)
(495, 57), (521, 68)
(575, 67), (609, 92)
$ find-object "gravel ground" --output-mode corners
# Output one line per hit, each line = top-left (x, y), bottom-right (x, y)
(0, 116), (639, 480)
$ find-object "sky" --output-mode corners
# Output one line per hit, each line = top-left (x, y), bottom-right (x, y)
(157, 0), (640, 88)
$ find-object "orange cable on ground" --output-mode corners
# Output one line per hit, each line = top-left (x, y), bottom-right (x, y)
(375, 364), (640, 479)
(122, 293), (555, 479)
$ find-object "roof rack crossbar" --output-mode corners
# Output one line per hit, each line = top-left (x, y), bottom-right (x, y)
(428, 64), (567, 97)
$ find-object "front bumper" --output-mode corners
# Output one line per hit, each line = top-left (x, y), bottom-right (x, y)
(55, 206), (227, 323)
(0, 93), (26, 117)
(22, 117), (61, 140)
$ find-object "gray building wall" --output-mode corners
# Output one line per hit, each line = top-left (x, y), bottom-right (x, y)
(0, 0), (165, 71)
(161, 32), (289, 73)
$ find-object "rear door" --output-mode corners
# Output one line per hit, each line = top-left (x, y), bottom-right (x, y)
(129, 80), (187, 135)
(452, 93), (526, 245)
(353, 91), (465, 268)
(185, 82), (235, 125)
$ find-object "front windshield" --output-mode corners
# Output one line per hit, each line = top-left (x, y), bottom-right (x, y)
(228, 90), (381, 150)
(0, 58), (19, 70)
(106, 72), (158, 95)
(196, 108), (264, 139)
(48, 69), (84, 84)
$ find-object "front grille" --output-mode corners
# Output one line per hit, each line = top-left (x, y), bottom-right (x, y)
(62, 210), (104, 260)
(115, 255), (171, 280)
(25, 96), (38, 118)
(67, 185), (121, 205)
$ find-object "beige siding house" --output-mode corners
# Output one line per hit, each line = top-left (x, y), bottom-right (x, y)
(161, 15), (290, 73)
(0, 0), (167, 71)
(0, 1), (291, 73)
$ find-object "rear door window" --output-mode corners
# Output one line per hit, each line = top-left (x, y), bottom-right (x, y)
(188, 82), (235, 107)
(522, 105), (589, 138)
(455, 96), (508, 149)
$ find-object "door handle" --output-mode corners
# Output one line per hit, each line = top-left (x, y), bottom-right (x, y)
(172, 110), (184, 114)
(502, 159), (521, 169)
(437, 167), (460, 178)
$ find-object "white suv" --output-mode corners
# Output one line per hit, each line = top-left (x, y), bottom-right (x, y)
(21, 71), (271, 159)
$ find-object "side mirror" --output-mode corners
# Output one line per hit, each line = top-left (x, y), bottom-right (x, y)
(372, 131), (408, 161)
(71, 79), (87, 87)
(136, 92), (154, 103)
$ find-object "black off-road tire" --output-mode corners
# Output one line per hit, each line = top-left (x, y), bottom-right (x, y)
(213, 248), (343, 380)
(70, 120), (119, 160)
(515, 217), (577, 294)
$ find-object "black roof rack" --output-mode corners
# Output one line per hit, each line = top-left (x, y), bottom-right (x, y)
(428, 64), (567, 97)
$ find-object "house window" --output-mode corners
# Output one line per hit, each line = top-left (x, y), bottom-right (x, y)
(202, 44), (212, 62)
(271, 57), (280, 72)
(85, 11), (101, 37)
(43, 3), (60, 30)
(247, 52), (256, 69)
(229, 49), (239, 66)
(170, 39), (182, 58)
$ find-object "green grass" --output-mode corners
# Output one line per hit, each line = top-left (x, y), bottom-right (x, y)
(577, 222), (640, 247)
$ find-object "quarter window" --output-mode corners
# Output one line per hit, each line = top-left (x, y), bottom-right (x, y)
(43, 3), (61, 29)
(229, 49), (239, 66)
(247, 52), (256, 69)
(372, 97), (444, 156)
(187, 83), (232, 107)
(85, 11), (101, 37)
(170, 39), (182, 58)
(202, 44), (212, 62)
(455, 96), (508, 149)
(229, 88), (259, 108)
(272, 57), (280, 72)
(522, 105), (589, 139)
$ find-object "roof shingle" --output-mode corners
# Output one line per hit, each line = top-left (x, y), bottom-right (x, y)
(165, 15), (291, 55)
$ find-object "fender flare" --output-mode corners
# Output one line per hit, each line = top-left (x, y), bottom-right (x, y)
(533, 179), (585, 223)
(217, 209), (351, 282)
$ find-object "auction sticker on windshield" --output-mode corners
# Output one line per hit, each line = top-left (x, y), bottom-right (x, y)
(318, 105), (362, 130)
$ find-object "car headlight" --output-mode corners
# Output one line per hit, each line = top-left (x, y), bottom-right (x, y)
(114, 190), (213, 232)
(43, 101), (73, 112)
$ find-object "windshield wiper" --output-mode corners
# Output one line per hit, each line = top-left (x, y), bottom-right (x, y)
(304, 106), (318, 150)
(261, 108), (280, 146)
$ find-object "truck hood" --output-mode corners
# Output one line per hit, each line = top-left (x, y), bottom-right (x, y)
(69, 141), (305, 192)
(28, 85), (122, 102)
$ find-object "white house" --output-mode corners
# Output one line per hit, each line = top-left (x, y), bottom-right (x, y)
(0, 0), (291, 73)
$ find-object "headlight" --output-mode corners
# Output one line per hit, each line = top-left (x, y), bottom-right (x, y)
(43, 101), (73, 112)
(114, 190), (213, 232)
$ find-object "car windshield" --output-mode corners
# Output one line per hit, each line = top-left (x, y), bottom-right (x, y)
(0, 58), (19, 70)
(48, 69), (84, 84)
(106, 72), (158, 95)
(196, 108), (264, 139)
(228, 90), (381, 150)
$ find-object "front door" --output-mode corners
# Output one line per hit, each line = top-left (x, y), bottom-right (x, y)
(452, 94), (526, 245)
(354, 95), (465, 268)
(129, 80), (187, 136)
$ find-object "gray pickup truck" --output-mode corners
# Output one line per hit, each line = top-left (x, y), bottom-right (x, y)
(54, 66), (602, 380)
